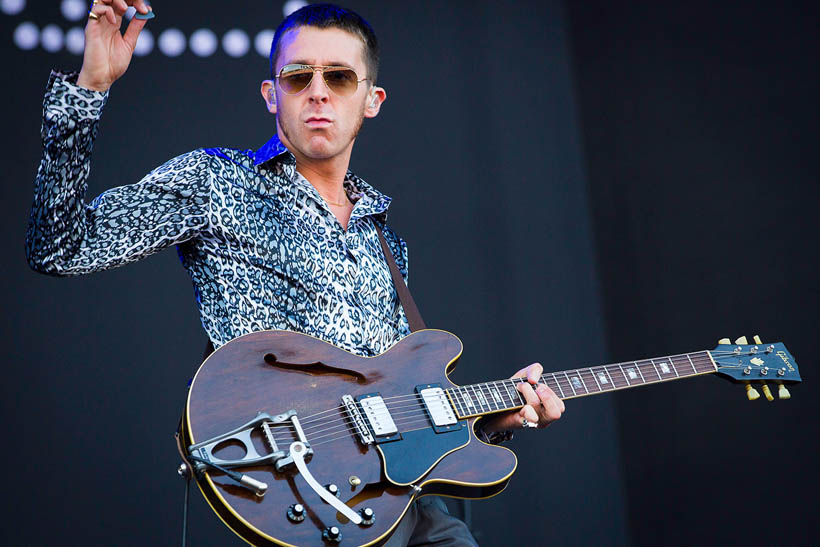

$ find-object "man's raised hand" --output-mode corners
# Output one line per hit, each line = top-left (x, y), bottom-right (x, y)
(76, 0), (153, 92)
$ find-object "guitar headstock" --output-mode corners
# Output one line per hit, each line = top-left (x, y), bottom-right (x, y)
(712, 335), (801, 400)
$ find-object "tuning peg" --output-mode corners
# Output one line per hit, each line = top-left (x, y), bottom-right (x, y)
(745, 384), (760, 401)
(753, 335), (762, 344)
(718, 338), (731, 345)
(734, 336), (748, 345)
(778, 384), (791, 400)
(760, 383), (774, 402)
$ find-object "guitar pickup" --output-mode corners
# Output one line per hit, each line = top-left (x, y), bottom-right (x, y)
(416, 384), (464, 434)
(355, 393), (401, 443)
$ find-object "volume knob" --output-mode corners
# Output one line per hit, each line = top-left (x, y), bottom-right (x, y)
(322, 525), (342, 543)
(286, 503), (305, 523)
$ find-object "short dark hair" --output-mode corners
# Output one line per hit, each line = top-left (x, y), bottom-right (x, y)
(269, 3), (380, 84)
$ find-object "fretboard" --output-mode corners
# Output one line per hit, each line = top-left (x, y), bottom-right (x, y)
(446, 350), (717, 418)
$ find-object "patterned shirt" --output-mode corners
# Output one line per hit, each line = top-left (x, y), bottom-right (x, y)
(26, 71), (411, 356)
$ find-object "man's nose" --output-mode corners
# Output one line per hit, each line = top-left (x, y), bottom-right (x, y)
(307, 69), (330, 102)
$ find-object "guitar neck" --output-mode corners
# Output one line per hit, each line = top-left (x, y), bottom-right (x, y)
(446, 350), (718, 418)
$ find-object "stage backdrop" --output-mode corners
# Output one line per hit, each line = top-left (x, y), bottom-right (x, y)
(2, 1), (817, 546)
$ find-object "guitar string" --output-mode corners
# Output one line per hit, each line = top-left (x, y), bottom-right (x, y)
(287, 354), (721, 431)
(257, 357), (722, 445)
(274, 350), (729, 426)
(265, 355), (722, 440)
(225, 366), (750, 452)
(203, 352), (772, 461)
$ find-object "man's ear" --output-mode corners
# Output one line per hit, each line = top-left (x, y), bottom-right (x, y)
(260, 80), (276, 114)
(364, 86), (387, 118)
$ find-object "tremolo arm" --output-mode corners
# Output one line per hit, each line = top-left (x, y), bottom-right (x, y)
(187, 410), (313, 495)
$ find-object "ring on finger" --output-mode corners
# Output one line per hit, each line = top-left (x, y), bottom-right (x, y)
(88, 11), (99, 19)
(521, 418), (529, 428)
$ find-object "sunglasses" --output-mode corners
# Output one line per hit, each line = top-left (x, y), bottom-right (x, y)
(275, 64), (369, 97)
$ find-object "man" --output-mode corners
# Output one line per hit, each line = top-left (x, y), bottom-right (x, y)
(26, 2), (564, 544)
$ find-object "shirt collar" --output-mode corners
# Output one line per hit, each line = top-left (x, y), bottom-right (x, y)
(253, 133), (290, 166)
(254, 134), (393, 222)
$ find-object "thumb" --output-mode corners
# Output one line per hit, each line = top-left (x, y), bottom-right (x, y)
(122, 16), (147, 51)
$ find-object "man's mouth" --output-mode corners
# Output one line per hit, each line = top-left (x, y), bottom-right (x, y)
(305, 116), (333, 128)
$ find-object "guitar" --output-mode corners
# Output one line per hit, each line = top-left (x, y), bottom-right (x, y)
(181, 329), (801, 546)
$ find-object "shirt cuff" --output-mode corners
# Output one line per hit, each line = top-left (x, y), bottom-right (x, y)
(44, 69), (109, 121)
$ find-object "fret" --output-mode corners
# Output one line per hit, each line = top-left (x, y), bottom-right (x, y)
(489, 382), (504, 409)
(685, 354), (697, 374)
(603, 366), (616, 389)
(572, 370), (590, 394)
(542, 374), (560, 397)
(608, 365), (627, 387)
(550, 374), (566, 398)
(577, 369), (595, 393)
(503, 380), (521, 408)
(592, 367), (614, 390)
(646, 359), (662, 381)
(632, 361), (646, 384)
(470, 384), (488, 413)
(617, 364), (631, 386)
(482, 383), (500, 411)
(669, 356), (685, 378)
(562, 371), (578, 396)
(462, 387), (476, 414)
(449, 388), (465, 417)
(511, 379), (526, 405)
(651, 358), (672, 378)
(588, 367), (602, 391)
(667, 358), (680, 378)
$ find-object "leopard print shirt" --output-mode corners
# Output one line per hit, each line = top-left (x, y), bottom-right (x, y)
(27, 71), (411, 356)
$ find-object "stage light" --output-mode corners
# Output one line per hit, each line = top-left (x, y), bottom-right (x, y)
(190, 28), (217, 57)
(60, 0), (85, 21)
(1, 0), (25, 16)
(159, 28), (186, 57)
(283, 1), (307, 17)
(223, 29), (249, 58)
(255, 29), (274, 58)
(134, 27), (153, 56)
(65, 27), (84, 55)
(13, 20), (37, 50)
(41, 24), (64, 52)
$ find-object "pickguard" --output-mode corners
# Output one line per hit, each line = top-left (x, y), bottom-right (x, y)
(377, 423), (470, 485)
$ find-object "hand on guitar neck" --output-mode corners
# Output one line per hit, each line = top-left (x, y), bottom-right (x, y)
(480, 362), (566, 434)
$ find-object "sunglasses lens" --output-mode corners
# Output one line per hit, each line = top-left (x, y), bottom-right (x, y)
(322, 67), (359, 96)
(279, 66), (314, 94)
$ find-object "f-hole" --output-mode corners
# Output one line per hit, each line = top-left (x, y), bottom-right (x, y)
(264, 353), (368, 384)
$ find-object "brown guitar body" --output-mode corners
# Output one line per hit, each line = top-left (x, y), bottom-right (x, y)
(183, 329), (518, 546)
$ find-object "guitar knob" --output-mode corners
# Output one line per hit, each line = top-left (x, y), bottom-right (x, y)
(745, 384), (760, 401)
(287, 503), (305, 523)
(359, 507), (375, 526)
(753, 335), (763, 344)
(718, 338), (731, 345)
(322, 526), (342, 543)
(778, 384), (791, 399)
(734, 336), (748, 345)
(325, 483), (340, 497)
(760, 383), (774, 402)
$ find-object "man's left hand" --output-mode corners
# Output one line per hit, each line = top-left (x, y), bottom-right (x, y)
(481, 362), (565, 434)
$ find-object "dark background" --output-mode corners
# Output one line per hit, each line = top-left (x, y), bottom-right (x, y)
(2, 1), (817, 545)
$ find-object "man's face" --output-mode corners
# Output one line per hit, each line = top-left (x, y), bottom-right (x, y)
(264, 26), (382, 163)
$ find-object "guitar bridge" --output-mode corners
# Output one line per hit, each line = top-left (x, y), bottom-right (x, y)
(188, 410), (313, 474)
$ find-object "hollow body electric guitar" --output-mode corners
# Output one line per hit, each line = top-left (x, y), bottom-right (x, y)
(182, 329), (801, 546)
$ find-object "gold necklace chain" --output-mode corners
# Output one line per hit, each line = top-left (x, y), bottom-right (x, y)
(322, 194), (350, 207)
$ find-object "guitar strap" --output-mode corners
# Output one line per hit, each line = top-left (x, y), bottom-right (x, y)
(375, 223), (426, 332)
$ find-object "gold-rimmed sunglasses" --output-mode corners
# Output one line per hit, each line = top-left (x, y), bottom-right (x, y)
(275, 64), (369, 97)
